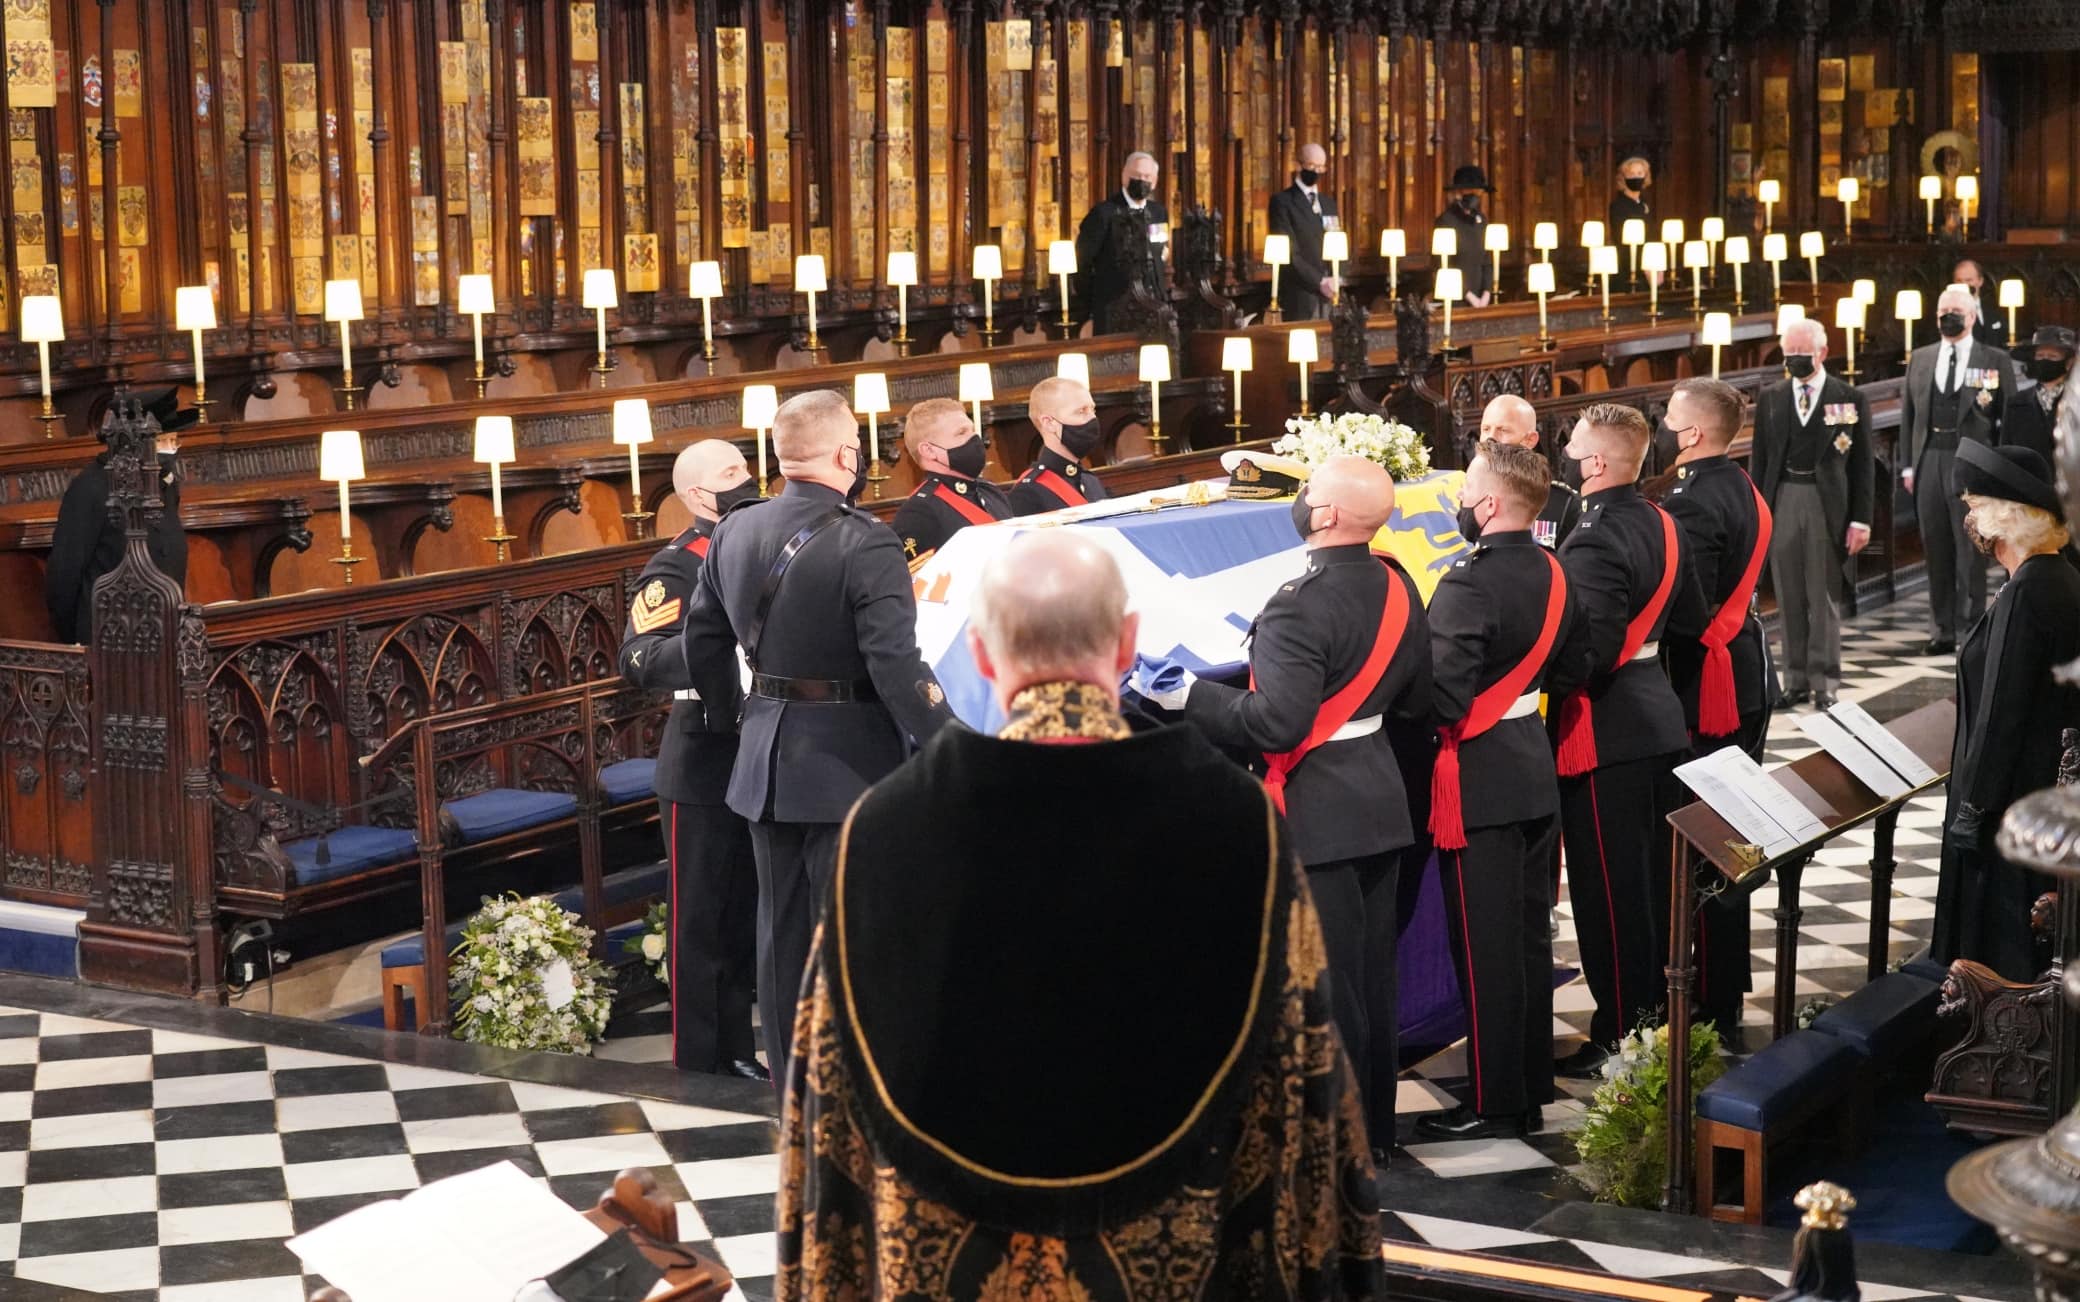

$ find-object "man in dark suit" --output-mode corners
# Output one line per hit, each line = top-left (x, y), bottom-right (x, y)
(891, 397), (1014, 563)
(2001, 326), (2075, 464)
(1010, 377), (1111, 513)
(1750, 319), (1873, 708)
(46, 388), (193, 644)
(1267, 142), (1340, 322)
(1416, 440), (1576, 1140)
(1435, 165), (1495, 306)
(1479, 393), (1582, 547)
(1608, 156), (1653, 239)
(617, 439), (764, 1079)
(1074, 151), (1168, 335)
(1954, 259), (2008, 349)
(1170, 455), (1432, 1157)
(1901, 283), (2018, 654)
(679, 389), (956, 1084)
(1548, 403), (1704, 1077)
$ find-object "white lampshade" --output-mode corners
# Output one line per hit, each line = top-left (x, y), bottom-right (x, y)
(971, 244), (1003, 281)
(1321, 229), (1349, 263)
(581, 268), (617, 310)
(1221, 336), (1253, 372)
(1701, 312), (1733, 346)
(1620, 219), (1646, 247)
(174, 285), (217, 332)
(19, 294), (62, 343)
(689, 260), (724, 299)
(1047, 240), (1076, 275)
(1660, 218), (1685, 245)
(1136, 345), (1170, 384)
(1836, 176), (1860, 205)
(1263, 233), (1291, 266)
(1380, 228), (1407, 259)
(611, 397), (653, 446)
(742, 383), (779, 428)
(1683, 240), (1709, 269)
(1526, 262), (1556, 296)
(1431, 227), (1458, 258)
(1484, 223), (1510, 253)
(1834, 296), (1866, 331)
(1287, 328), (1318, 364)
(960, 360), (995, 402)
(793, 254), (826, 293)
(1701, 217), (1725, 243)
(1641, 244), (1668, 273)
(1580, 220), (1606, 249)
(323, 278), (364, 322)
(1723, 236), (1751, 264)
(1534, 221), (1559, 252)
(886, 251), (919, 287)
(319, 429), (365, 482)
(1589, 245), (1619, 277)
(1894, 289), (1923, 321)
(854, 372), (890, 416)
(473, 414), (515, 464)
(456, 274), (494, 316)
(1056, 352), (1089, 385)
(1919, 175), (1943, 201)
(1762, 233), (1788, 264)
(1776, 304), (1807, 334)
(1956, 175), (1979, 204)
(1435, 267), (1464, 301)
(2000, 278), (2026, 309)
(1757, 179), (1782, 205)
(1798, 230), (1825, 259)
(1850, 278), (1876, 306)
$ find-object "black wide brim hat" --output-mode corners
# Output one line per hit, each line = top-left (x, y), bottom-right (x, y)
(2011, 325), (2078, 365)
(1446, 165), (1494, 192)
(1954, 438), (2064, 520)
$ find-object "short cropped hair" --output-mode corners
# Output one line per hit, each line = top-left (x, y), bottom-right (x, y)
(1476, 439), (1552, 516)
(771, 390), (854, 461)
(1579, 401), (1653, 462)
(1672, 377), (1745, 446)
(1964, 493), (2070, 555)
(1781, 317), (1827, 355)
(902, 397), (970, 455)
(970, 533), (1128, 675)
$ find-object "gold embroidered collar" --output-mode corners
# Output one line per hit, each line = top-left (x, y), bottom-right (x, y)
(998, 681), (1133, 742)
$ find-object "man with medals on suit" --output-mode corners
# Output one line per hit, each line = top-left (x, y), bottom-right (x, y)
(679, 390), (956, 1085)
(1547, 403), (1704, 1077)
(1901, 283), (2017, 656)
(2000, 326), (2076, 465)
(1009, 377), (1111, 514)
(1659, 378), (1779, 1043)
(1751, 319), (1873, 712)
(1074, 151), (1169, 336)
(891, 397), (1015, 564)
(1435, 165), (1496, 306)
(617, 440), (766, 1080)
(1155, 455), (1432, 1158)
(1267, 142), (1341, 322)
(1478, 393), (1582, 548)
(1415, 440), (1577, 1141)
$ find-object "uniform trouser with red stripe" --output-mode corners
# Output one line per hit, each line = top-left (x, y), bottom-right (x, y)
(1694, 707), (1769, 1034)
(664, 801), (759, 1071)
(1559, 753), (1685, 1046)
(1307, 851), (1401, 1152)
(1438, 816), (1560, 1118)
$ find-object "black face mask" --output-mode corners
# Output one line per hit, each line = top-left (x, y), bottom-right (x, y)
(843, 447), (868, 503)
(1456, 503), (1486, 543)
(1459, 193), (1483, 215)
(1298, 168), (1320, 188)
(1784, 354), (1817, 380)
(1057, 417), (1102, 457)
(1624, 177), (1646, 194)
(1939, 311), (1969, 339)
(1290, 493), (1320, 541)
(1560, 454), (1586, 490)
(1125, 178), (1151, 202)
(710, 482), (762, 515)
(2029, 357), (2070, 384)
(941, 437), (988, 479)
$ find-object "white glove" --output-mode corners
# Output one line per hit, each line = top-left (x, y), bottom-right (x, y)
(1146, 672), (1196, 711)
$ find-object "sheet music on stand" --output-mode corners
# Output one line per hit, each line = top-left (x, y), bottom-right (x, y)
(1796, 711), (1912, 800)
(1674, 745), (1830, 861)
(1826, 699), (1942, 787)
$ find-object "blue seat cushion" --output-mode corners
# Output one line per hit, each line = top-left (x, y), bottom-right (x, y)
(382, 916), (469, 969)
(604, 861), (666, 908)
(600, 758), (657, 805)
(1902, 955), (1948, 986)
(440, 789), (578, 845)
(382, 862), (670, 970)
(1811, 972), (1941, 1061)
(604, 919), (646, 949)
(1696, 1030), (1861, 1131)
(281, 824), (419, 887)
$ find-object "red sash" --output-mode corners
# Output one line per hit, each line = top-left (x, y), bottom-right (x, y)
(1696, 482), (1773, 738)
(1033, 467), (1088, 507)
(1430, 551), (1569, 850)
(932, 482), (998, 526)
(689, 535), (711, 559)
(1555, 506), (1680, 778)
(1260, 563), (1412, 816)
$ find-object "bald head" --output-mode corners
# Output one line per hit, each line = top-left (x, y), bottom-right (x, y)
(968, 531), (1140, 711)
(1479, 394), (1539, 449)
(1299, 455), (1396, 547)
(1297, 142), (1327, 172)
(672, 438), (751, 521)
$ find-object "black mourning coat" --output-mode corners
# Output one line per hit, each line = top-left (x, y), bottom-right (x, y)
(1749, 373), (1875, 599)
(45, 452), (188, 645)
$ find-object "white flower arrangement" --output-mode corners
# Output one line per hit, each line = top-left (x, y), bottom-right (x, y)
(624, 900), (668, 986)
(1272, 411), (1433, 481)
(450, 893), (614, 1054)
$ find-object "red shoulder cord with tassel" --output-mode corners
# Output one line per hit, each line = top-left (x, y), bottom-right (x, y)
(1695, 482), (1773, 738)
(1555, 506), (1681, 778)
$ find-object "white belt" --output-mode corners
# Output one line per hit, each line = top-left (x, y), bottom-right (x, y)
(1328, 714), (1383, 742)
(1629, 641), (1660, 663)
(1501, 692), (1542, 720)
(673, 688), (702, 701)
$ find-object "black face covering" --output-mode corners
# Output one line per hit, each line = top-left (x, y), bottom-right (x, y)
(1939, 311), (1969, 339)
(1125, 178), (1151, 202)
(1298, 168), (1320, 188)
(711, 482), (761, 515)
(1560, 454), (1586, 490)
(1624, 177), (1646, 194)
(843, 447), (869, 503)
(1058, 417), (1103, 457)
(941, 437), (988, 479)
(1784, 354), (1817, 380)
(1456, 503), (1486, 543)
(1289, 492), (1319, 541)
(1459, 192), (1483, 215)
(2029, 357), (2070, 385)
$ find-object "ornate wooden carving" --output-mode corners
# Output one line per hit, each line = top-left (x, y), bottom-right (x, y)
(0, 641), (92, 905)
(1929, 957), (2062, 1137)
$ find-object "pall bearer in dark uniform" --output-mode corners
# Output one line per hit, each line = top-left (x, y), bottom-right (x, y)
(1478, 393), (1581, 547)
(1010, 377), (1111, 513)
(616, 439), (766, 1079)
(891, 397), (1014, 564)
(1267, 142), (1341, 322)
(46, 387), (195, 645)
(1074, 151), (1169, 336)
(679, 390), (956, 1085)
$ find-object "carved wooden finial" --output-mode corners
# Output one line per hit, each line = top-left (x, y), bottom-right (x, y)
(1794, 1181), (1856, 1231)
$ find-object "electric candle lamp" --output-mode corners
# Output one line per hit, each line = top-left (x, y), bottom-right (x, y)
(1263, 234), (1291, 321)
(1776, 303), (1806, 337)
(743, 383), (779, 495)
(612, 398), (655, 539)
(1659, 218), (1685, 271)
(1434, 268), (1463, 348)
(319, 429), (365, 583)
(1763, 232), (1789, 303)
(971, 243), (1003, 342)
(1955, 175), (1979, 234)
(1919, 175), (1942, 237)
(580, 268), (616, 382)
(20, 294), (62, 437)
(1056, 352), (1089, 386)
(1895, 289), (1923, 363)
(794, 254), (827, 352)
(887, 251), (918, 348)
(1798, 230), (1825, 302)
(1321, 229), (1349, 298)
(1834, 295), (1866, 380)
(1137, 345), (1171, 453)
(1836, 176), (1860, 236)
(1700, 217), (1725, 283)
(1048, 240), (1077, 332)
(1484, 223), (1509, 302)
(1534, 222), (1559, 257)
(1590, 245), (1619, 325)
(1854, 278), (1877, 309)
(1640, 243), (1668, 320)
(174, 286), (216, 415)
(1430, 225), (1457, 267)
(1527, 261), (1556, 349)
(1221, 336), (1253, 440)
(1579, 220), (1606, 290)
(324, 279), (365, 408)
(1758, 178), (1781, 232)
(1287, 327), (1317, 416)
(2000, 279), (2025, 347)
(1722, 235), (1751, 309)
(854, 373), (891, 497)
(1379, 228), (1406, 298)
(959, 361), (994, 450)
(1701, 311), (1732, 379)
(689, 260), (724, 360)
(456, 274), (494, 398)
(1621, 219), (1647, 289)
(1683, 239), (1708, 316)
(474, 414), (517, 559)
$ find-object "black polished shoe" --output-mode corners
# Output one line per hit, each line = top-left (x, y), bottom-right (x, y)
(1413, 1105), (1533, 1141)
(718, 1058), (771, 1081)
(1370, 1145), (1394, 1170)
(1813, 692), (1837, 712)
(1779, 687), (1811, 708)
(1554, 1042), (1611, 1080)
(1923, 637), (1956, 657)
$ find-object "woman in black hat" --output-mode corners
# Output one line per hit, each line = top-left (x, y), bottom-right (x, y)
(1932, 440), (2080, 979)
(1998, 325), (2076, 464)
(1435, 164), (1495, 307)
